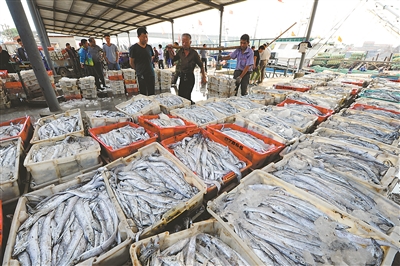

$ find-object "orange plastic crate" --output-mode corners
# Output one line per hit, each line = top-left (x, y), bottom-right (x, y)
(64, 94), (82, 101)
(275, 83), (310, 92)
(108, 75), (123, 80)
(124, 79), (137, 84)
(161, 128), (252, 195)
(342, 81), (364, 87)
(206, 123), (286, 169)
(277, 98), (334, 124)
(0, 70), (8, 78)
(0, 116), (33, 147)
(351, 103), (400, 115)
(138, 114), (198, 141)
(89, 121), (158, 161)
(4, 82), (22, 89)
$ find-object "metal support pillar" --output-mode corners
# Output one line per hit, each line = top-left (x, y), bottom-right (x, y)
(26, 0), (56, 75)
(6, 0), (61, 112)
(171, 20), (175, 43)
(298, 0), (319, 71)
(127, 31), (131, 47)
(116, 34), (119, 49)
(218, 7), (224, 47)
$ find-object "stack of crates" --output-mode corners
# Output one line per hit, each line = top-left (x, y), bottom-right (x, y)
(79, 76), (97, 99)
(122, 69), (138, 95)
(207, 75), (236, 98)
(59, 77), (81, 100)
(20, 70), (42, 98)
(107, 70), (125, 95)
(0, 79), (10, 109)
(159, 69), (172, 93)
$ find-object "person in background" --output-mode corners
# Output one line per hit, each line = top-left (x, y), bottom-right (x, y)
(171, 33), (206, 104)
(16, 38), (28, 62)
(172, 41), (181, 87)
(200, 44), (208, 73)
(79, 39), (101, 90)
(219, 34), (253, 96)
(258, 43), (271, 84)
(0, 45), (14, 73)
(166, 44), (175, 68)
(157, 44), (164, 69)
(103, 34), (120, 70)
(152, 47), (159, 68)
(129, 28), (155, 96)
(250, 45), (265, 85)
(65, 43), (83, 77)
(88, 37), (106, 89)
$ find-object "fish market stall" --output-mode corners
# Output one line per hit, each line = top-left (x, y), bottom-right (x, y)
(0, 138), (24, 203)
(24, 136), (102, 189)
(115, 95), (161, 123)
(0, 117), (33, 147)
(151, 93), (191, 114)
(138, 114), (197, 141)
(30, 109), (84, 145)
(130, 220), (260, 265)
(85, 110), (131, 128)
(207, 170), (399, 266)
(170, 105), (226, 128)
(3, 171), (126, 266)
(102, 142), (206, 240)
(89, 121), (157, 161)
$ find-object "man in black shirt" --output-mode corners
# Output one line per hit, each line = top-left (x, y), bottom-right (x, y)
(0, 45), (14, 73)
(129, 28), (155, 96)
(172, 33), (206, 103)
(16, 38), (28, 62)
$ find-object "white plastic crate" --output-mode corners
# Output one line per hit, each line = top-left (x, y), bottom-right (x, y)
(170, 105), (227, 128)
(59, 77), (78, 87)
(151, 92), (191, 114)
(115, 94), (161, 122)
(85, 110), (131, 128)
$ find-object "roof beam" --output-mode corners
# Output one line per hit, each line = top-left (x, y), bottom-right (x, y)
(42, 17), (121, 35)
(84, 0), (173, 22)
(194, 0), (223, 10)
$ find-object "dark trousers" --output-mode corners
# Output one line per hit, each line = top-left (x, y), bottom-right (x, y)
(84, 65), (101, 90)
(201, 58), (207, 73)
(259, 60), (266, 83)
(233, 69), (250, 96)
(158, 60), (164, 69)
(138, 74), (155, 96)
(94, 62), (106, 87)
(178, 72), (195, 103)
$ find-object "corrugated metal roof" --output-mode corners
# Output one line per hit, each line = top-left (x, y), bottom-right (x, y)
(34, 0), (246, 37)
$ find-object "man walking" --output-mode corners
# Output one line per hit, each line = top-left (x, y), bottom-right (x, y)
(200, 44), (208, 73)
(258, 43), (271, 84)
(129, 28), (155, 96)
(88, 37), (106, 89)
(79, 39), (101, 90)
(157, 44), (164, 69)
(171, 33), (206, 104)
(103, 34), (120, 70)
(219, 34), (254, 96)
(66, 43), (83, 77)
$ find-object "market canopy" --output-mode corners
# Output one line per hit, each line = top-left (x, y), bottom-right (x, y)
(33, 0), (246, 37)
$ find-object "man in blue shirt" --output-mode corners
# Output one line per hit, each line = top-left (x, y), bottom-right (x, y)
(219, 34), (254, 96)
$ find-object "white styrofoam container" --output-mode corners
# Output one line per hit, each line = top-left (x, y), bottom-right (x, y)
(354, 98), (400, 113)
(2, 171), (131, 266)
(85, 111), (132, 128)
(130, 219), (263, 265)
(338, 108), (400, 131)
(207, 170), (399, 266)
(262, 152), (400, 241)
(0, 138), (24, 202)
(24, 136), (101, 188)
(30, 109), (84, 145)
(102, 142), (207, 240)
(223, 96), (265, 110)
(151, 92), (191, 114)
(115, 94), (161, 123)
(84, 238), (133, 266)
(196, 97), (245, 117)
(170, 105), (227, 128)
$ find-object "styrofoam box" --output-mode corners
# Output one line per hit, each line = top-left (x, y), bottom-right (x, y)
(354, 98), (400, 113)
(280, 135), (399, 194)
(24, 136), (101, 187)
(288, 92), (346, 111)
(59, 77), (78, 87)
(170, 105), (227, 128)
(151, 92), (191, 114)
(252, 87), (291, 104)
(262, 151), (400, 242)
(115, 94), (161, 123)
(223, 96), (266, 110)
(85, 111), (131, 128)
(196, 97), (246, 116)
(2, 171), (131, 266)
(101, 142), (206, 240)
(125, 84), (138, 89)
(207, 170), (399, 266)
(338, 108), (400, 131)
(0, 138), (24, 202)
(86, 238), (133, 266)
(130, 219), (262, 266)
(242, 93), (274, 106)
(79, 76), (95, 85)
(30, 109), (84, 145)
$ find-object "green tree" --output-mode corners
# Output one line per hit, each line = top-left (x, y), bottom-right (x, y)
(0, 24), (18, 41)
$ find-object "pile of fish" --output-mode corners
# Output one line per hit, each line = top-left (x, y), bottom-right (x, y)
(153, 94), (184, 107)
(13, 172), (120, 265)
(121, 99), (152, 114)
(172, 106), (220, 125)
(265, 152), (399, 234)
(224, 97), (263, 110)
(219, 127), (275, 153)
(360, 89), (400, 102)
(339, 109), (400, 131)
(241, 110), (302, 141)
(320, 117), (399, 145)
(243, 93), (269, 101)
(284, 139), (391, 186)
(88, 110), (128, 118)
(108, 151), (199, 231)
(213, 182), (391, 265)
(137, 233), (250, 265)
(280, 103), (324, 116)
(30, 136), (97, 163)
(203, 101), (240, 116)
(38, 114), (81, 140)
(168, 133), (246, 190)
(355, 98), (400, 113)
(0, 123), (23, 139)
(149, 114), (186, 127)
(97, 125), (150, 150)
(287, 92), (341, 110)
(262, 106), (317, 130)
(0, 142), (18, 181)
(351, 106), (400, 120)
